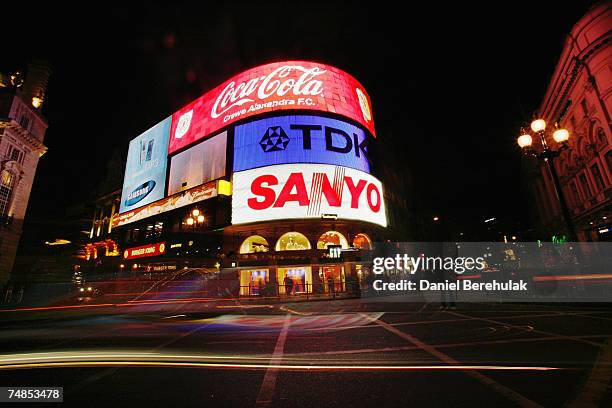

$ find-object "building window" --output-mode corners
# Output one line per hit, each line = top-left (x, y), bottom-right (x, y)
(18, 114), (30, 130)
(239, 269), (269, 296)
(590, 163), (605, 192)
(316, 231), (349, 249)
(239, 235), (269, 254)
(579, 174), (592, 198)
(8, 146), (24, 164)
(596, 128), (607, 147)
(581, 99), (588, 117)
(606, 151), (612, 178)
(277, 266), (313, 294)
(275, 232), (311, 251)
(353, 233), (373, 250)
(570, 182), (581, 207)
(0, 170), (15, 219)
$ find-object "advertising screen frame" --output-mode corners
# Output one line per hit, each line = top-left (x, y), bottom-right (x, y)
(232, 163), (386, 227)
(233, 114), (372, 174)
(119, 116), (172, 214)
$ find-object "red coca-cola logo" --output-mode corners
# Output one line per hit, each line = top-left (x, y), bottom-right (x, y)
(168, 61), (375, 154)
(211, 65), (326, 119)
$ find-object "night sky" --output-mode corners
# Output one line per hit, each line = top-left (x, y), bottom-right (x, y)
(1, 1), (597, 237)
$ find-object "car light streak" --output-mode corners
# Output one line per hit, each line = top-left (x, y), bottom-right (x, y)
(0, 351), (562, 372)
(532, 274), (612, 282)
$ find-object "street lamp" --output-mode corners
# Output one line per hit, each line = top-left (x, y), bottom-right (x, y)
(517, 119), (577, 241)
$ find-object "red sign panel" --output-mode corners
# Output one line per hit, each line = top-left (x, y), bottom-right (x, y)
(123, 242), (166, 260)
(168, 61), (375, 154)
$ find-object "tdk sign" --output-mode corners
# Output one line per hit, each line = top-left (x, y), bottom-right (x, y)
(124, 180), (156, 207)
(234, 115), (371, 173)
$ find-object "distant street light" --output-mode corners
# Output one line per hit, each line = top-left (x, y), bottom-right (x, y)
(517, 119), (576, 241)
(433, 216), (439, 222)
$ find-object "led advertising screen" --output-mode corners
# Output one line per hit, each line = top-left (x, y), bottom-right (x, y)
(112, 181), (218, 227)
(233, 115), (371, 174)
(168, 61), (375, 154)
(232, 163), (386, 227)
(119, 117), (172, 213)
(168, 131), (227, 196)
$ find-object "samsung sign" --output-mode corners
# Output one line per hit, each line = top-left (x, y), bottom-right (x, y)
(232, 163), (386, 227)
(124, 180), (156, 207)
(233, 115), (371, 174)
(119, 117), (171, 213)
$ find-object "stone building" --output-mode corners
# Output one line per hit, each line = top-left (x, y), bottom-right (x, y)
(526, 3), (611, 241)
(0, 62), (50, 283)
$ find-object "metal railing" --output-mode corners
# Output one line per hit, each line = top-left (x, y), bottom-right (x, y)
(238, 282), (361, 299)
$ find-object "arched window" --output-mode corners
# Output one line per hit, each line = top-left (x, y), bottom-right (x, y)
(353, 233), (372, 250)
(317, 231), (349, 249)
(596, 128), (608, 148)
(275, 232), (311, 251)
(0, 170), (15, 219)
(239, 235), (270, 254)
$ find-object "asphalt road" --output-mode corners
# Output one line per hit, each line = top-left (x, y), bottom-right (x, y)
(0, 300), (611, 407)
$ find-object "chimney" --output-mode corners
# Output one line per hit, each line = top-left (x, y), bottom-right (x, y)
(22, 60), (52, 110)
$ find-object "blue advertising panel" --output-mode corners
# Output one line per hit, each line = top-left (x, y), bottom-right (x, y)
(233, 115), (371, 173)
(119, 117), (172, 213)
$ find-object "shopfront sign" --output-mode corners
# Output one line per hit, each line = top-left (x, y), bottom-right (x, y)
(123, 242), (166, 260)
(113, 181), (218, 227)
(232, 163), (386, 227)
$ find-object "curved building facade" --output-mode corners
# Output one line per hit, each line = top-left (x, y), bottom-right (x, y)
(527, 3), (612, 241)
(108, 61), (387, 296)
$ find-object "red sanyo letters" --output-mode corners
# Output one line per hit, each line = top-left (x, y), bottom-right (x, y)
(247, 172), (382, 212)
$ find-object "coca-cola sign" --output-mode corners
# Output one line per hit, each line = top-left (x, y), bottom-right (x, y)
(168, 61), (375, 154)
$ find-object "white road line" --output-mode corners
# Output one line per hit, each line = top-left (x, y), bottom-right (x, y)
(280, 334), (607, 358)
(361, 313), (543, 408)
(255, 314), (291, 408)
(446, 311), (603, 347)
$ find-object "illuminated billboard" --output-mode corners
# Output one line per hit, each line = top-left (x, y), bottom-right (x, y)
(119, 117), (172, 213)
(168, 131), (227, 195)
(123, 242), (166, 260)
(168, 61), (375, 154)
(232, 164), (386, 227)
(113, 181), (218, 227)
(233, 115), (371, 173)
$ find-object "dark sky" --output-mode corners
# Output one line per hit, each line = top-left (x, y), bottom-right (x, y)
(1, 1), (598, 235)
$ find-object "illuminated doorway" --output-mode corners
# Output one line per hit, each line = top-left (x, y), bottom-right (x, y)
(277, 266), (312, 295)
(240, 269), (269, 296)
(320, 265), (345, 293)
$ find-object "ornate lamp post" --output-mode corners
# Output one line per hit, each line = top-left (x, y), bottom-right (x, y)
(517, 119), (577, 241)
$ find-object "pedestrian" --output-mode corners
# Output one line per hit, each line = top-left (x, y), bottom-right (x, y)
(284, 274), (293, 295)
(327, 275), (334, 294)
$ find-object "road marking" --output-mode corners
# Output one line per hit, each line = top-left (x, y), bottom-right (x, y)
(67, 320), (214, 394)
(255, 314), (291, 408)
(281, 334), (607, 358)
(567, 337), (612, 407)
(361, 313), (544, 408)
(446, 311), (603, 347)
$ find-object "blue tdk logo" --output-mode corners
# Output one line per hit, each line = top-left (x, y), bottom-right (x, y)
(260, 126), (290, 152)
(125, 180), (156, 207)
(259, 123), (369, 160)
